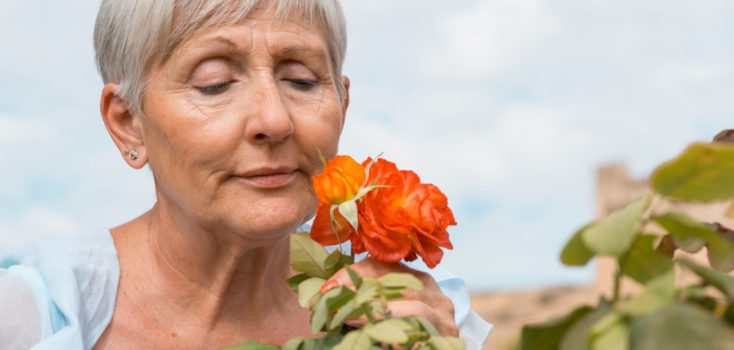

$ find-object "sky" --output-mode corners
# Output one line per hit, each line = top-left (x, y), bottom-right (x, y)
(1, 0), (733, 292)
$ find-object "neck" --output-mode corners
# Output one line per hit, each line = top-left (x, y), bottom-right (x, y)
(114, 201), (302, 334)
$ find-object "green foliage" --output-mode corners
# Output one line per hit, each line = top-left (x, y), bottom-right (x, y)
(653, 213), (734, 272)
(289, 232), (353, 279)
(228, 233), (463, 349)
(522, 141), (734, 350)
(560, 224), (596, 266)
(520, 305), (593, 350)
(582, 195), (651, 258)
(620, 234), (673, 284)
(629, 303), (734, 349)
(651, 142), (734, 202)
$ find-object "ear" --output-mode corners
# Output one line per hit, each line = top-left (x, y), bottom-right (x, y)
(100, 83), (147, 169)
(340, 75), (350, 127)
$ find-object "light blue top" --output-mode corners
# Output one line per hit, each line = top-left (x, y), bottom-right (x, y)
(0, 230), (491, 349)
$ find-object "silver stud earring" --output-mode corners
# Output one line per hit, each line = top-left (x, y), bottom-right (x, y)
(129, 150), (139, 160)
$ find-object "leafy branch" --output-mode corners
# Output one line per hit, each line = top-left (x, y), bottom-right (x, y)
(522, 141), (734, 350)
(225, 232), (464, 350)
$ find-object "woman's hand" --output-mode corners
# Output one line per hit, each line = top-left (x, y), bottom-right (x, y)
(327, 257), (459, 337)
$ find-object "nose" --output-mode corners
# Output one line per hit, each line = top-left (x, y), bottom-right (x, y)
(244, 76), (294, 145)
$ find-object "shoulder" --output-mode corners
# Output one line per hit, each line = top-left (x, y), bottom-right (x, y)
(1, 230), (117, 268)
(0, 230), (120, 349)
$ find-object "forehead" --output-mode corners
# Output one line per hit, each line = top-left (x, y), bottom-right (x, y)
(164, 1), (328, 61)
(175, 12), (330, 64)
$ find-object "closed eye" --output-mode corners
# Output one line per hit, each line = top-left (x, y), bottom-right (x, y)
(288, 79), (317, 91)
(196, 81), (231, 95)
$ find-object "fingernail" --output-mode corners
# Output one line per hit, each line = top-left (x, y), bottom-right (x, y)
(320, 279), (341, 293)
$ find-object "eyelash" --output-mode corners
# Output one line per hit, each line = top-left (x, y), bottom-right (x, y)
(288, 79), (317, 91)
(195, 79), (316, 95)
(196, 81), (231, 95)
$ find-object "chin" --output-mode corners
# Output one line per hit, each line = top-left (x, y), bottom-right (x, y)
(220, 198), (316, 241)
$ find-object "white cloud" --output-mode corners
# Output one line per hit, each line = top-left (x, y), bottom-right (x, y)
(425, 0), (560, 78)
(1, 0), (733, 292)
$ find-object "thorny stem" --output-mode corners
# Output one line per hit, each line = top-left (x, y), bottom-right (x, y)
(612, 268), (622, 302)
(363, 304), (377, 323)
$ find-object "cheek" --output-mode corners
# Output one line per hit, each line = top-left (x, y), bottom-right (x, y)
(142, 97), (239, 188)
(291, 99), (344, 154)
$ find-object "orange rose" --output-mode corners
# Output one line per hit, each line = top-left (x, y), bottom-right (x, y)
(312, 155), (366, 205)
(310, 157), (455, 268)
(355, 158), (455, 268)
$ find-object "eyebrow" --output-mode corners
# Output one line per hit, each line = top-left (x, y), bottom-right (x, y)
(206, 36), (238, 50)
(276, 45), (329, 65)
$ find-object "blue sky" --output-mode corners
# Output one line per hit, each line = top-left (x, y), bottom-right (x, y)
(1, 0), (733, 291)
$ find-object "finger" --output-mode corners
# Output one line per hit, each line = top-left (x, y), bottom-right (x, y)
(385, 300), (459, 337)
(327, 258), (437, 291)
(343, 314), (369, 328)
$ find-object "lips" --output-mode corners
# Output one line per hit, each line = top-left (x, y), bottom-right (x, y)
(238, 167), (299, 188)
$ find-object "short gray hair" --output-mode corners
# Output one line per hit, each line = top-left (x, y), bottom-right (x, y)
(94, 0), (347, 115)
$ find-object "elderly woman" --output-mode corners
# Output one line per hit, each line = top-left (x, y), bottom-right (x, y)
(0, 0), (490, 349)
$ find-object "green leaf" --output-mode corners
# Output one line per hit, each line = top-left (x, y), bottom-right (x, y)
(684, 294), (721, 313)
(338, 200), (359, 231)
(340, 254), (354, 268)
(285, 273), (310, 292)
(582, 195), (650, 257)
(724, 304), (734, 325)
(282, 337), (304, 350)
(708, 224), (734, 272)
(380, 273), (425, 291)
(427, 337), (466, 350)
(324, 250), (353, 277)
(621, 234), (674, 284)
(298, 277), (326, 308)
(589, 313), (629, 350)
(678, 258), (734, 300)
(415, 316), (441, 337)
(651, 142), (734, 202)
(291, 232), (331, 279)
(329, 298), (364, 330)
(222, 340), (280, 350)
(654, 213), (734, 271)
(652, 213), (706, 253)
(561, 223), (597, 266)
(560, 305), (612, 350)
(615, 269), (674, 317)
(346, 265), (363, 289)
(325, 286), (355, 313)
(311, 287), (340, 334)
(589, 312), (623, 341)
(355, 278), (379, 304)
(629, 303), (734, 349)
(334, 330), (371, 350)
(364, 319), (412, 344)
(520, 305), (593, 350)
(314, 335), (345, 349)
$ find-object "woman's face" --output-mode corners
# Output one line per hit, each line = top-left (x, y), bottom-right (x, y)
(140, 7), (346, 239)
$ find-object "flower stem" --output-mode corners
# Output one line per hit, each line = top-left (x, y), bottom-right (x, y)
(612, 268), (621, 302)
(363, 304), (377, 323)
